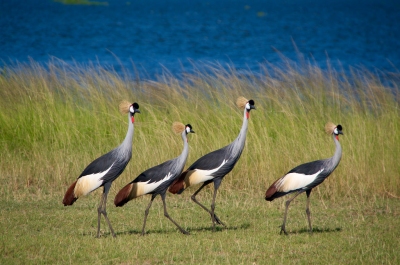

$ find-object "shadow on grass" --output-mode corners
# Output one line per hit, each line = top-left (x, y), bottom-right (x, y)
(115, 222), (251, 236)
(285, 226), (342, 235)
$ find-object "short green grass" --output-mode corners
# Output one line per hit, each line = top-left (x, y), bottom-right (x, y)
(0, 61), (399, 264)
(1, 193), (399, 264)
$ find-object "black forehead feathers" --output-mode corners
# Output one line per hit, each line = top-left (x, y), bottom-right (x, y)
(185, 124), (192, 130)
(132, 102), (139, 109)
(249, 99), (255, 105)
(337, 124), (342, 131)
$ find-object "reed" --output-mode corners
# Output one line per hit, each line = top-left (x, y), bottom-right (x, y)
(0, 60), (398, 203)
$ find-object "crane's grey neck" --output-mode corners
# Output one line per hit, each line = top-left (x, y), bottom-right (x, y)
(172, 131), (190, 174)
(230, 108), (249, 158)
(116, 114), (134, 155)
(178, 131), (189, 165)
(327, 134), (342, 172)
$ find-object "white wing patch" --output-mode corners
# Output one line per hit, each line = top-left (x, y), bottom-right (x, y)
(276, 169), (324, 192)
(74, 163), (114, 197)
(188, 159), (228, 186)
(140, 172), (173, 195)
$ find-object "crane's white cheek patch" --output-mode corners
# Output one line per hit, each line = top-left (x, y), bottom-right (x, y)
(276, 169), (323, 192)
(74, 165), (113, 198)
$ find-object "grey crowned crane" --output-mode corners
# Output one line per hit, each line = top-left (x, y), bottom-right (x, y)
(114, 122), (195, 235)
(62, 101), (140, 238)
(265, 122), (343, 235)
(169, 97), (255, 231)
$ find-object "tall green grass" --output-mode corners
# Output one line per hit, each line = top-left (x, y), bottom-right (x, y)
(0, 61), (398, 204)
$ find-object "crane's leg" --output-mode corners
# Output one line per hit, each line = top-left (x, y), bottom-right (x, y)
(160, 193), (190, 235)
(191, 182), (226, 228)
(97, 190), (116, 238)
(141, 194), (156, 236)
(305, 189), (312, 234)
(210, 185), (223, 232)
(281, 191), (304, 235)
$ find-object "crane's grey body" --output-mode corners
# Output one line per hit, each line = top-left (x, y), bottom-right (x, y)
(186, 113), (249, 186)
(130, 129), (190, 197)
(265, 124), (343, 235)
(169, 99), (255, 231)
(267, 134), (342, 201)
(114, 124), (194, 235)
(74, 114), (134, 197)
(63, 102), (139, 238)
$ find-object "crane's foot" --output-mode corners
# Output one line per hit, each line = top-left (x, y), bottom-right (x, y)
(212, 213), (226, 227)
(180, 229), (190, 235)
(280, 225), (288, 235)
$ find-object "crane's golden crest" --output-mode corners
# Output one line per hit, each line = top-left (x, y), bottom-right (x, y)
(119, 100), (132, 114)
(236, 96), (249, 109)
(325, 122), (337, 135)
(172, 122), (185, 134)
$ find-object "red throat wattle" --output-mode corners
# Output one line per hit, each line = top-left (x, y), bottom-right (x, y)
(246, 111), (250, 119)
(336, 135), (339, 141)
(131, 116), (135, 123)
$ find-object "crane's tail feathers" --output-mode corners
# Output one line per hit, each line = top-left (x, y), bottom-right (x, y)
(265, 180), (278, 201)
(63, 180), (78, 206)
(114, 183), (134, 207)
(168, 170), (188, 194)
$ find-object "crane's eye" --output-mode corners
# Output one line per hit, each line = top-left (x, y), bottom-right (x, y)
(129, 105), (135, 113)
(245, 102), (251, 110)
(333, 127), (338, 134)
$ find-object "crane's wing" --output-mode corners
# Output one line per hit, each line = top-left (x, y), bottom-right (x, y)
(188, 146), (230, 170)
(265, 159), (328, 201)
(114, 159), (180, 206)
(132, 159), (176, 184)
(78, 150), (131, 183)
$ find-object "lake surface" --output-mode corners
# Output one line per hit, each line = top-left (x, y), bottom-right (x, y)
(1, 0), (399, 79)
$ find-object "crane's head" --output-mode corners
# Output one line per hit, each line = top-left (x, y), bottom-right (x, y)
(119, 101), (140, 123)
(236, 97), (256, 119)
(185, 124), (195, 134)
(325, 122), (343, 140)
(173, 122), (195, 142)
(172, 122), (195, 135)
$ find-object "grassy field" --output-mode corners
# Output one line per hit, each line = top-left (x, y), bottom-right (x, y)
(0, 61), (399, 264)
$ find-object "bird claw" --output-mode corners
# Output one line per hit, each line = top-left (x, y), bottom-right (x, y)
(181, 230), (190, 235)
(211, 213), (226, 227)
(280, 226), (288, 235)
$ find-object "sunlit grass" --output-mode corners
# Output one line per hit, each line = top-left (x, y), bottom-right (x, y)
(0, 60), (399, 264)
(2, 60), (398, 200)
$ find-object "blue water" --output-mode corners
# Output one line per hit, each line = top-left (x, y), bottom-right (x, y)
(1, 0), (399, 79)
